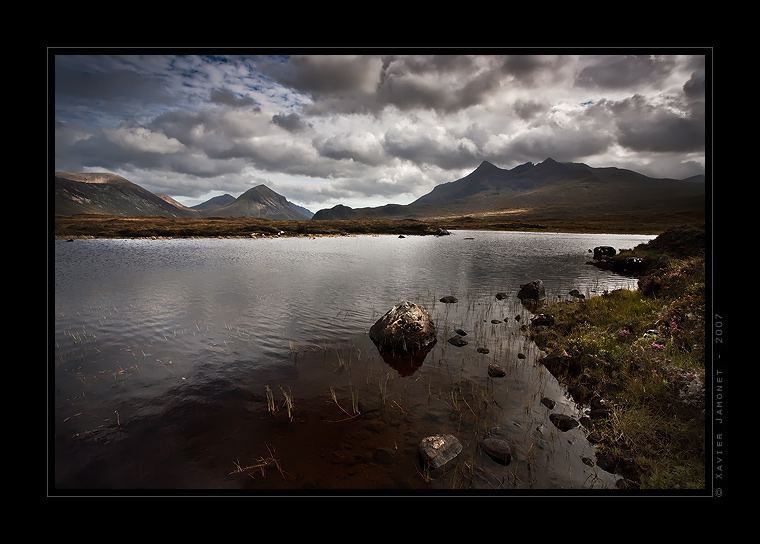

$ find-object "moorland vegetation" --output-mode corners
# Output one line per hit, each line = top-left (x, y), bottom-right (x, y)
(527, 223), (707, 488)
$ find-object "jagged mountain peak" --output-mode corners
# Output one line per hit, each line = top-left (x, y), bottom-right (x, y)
(474, 160), (500, 171)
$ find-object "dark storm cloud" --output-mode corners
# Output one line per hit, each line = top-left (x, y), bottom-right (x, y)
(575, 55), (678, 90)
(499, 55), (567, 84)
(271, 112), (309, 132)
(312, 131), (387, 167)
(599, 94), (705, 153)
(209, 88), (260, 109)
(55, 56), (171, 106)
(374, 55), (505, 112)
(683, 70), (706, 98)
(506, 124), (614, 164)
(513, 99), (545, 121)
(272, 55), (381, 94)
(382, 123), (480, 170)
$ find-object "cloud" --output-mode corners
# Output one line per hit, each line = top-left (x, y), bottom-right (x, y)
(601, 94), (705, 153)
(382, 119), (480, 170)
(103, 125), (186, 154)
(209, 88), (260, 109)
(313, 130), (387, 166)
(52, 51), (709, 210)
(575, 55), (679, 90)
(271, 112), (309, 133)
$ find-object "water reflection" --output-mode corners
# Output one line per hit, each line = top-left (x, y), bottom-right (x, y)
(53, 230), (654, 491)
(375, 342), (436, 376)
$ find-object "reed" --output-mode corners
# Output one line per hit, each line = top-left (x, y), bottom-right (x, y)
(329, 385), (361, 421)
(280, 386), (294, 422)
(229, 443), (287, 480)
(379, 372), (391, 409)
(265, 385), (276, 415)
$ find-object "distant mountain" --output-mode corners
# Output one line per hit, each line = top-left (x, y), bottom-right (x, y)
(191, 194), (236, 211)
(54, 173), (312, 220)
(199, 184), (311, 220)
(54, 172), (201, 218)
(312, 158), (706, 222)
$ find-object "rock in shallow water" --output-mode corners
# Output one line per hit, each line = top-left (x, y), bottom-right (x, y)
(369, 301), (437, 354)
(549, 413), (579, 431)
(418, 434), (463, 469)
(517, 280), (546, 301)
(480, 437), (512, 465)
(488, 363), (506, 377)
(448, 335), (468, 347)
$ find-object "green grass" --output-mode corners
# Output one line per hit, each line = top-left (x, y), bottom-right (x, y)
(526, 224), (706, 489)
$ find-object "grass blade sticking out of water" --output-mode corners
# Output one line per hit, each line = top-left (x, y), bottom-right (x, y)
(280, 386), (294, 422)
(328, 386), (361, 422)
(265, 385), (277, 416)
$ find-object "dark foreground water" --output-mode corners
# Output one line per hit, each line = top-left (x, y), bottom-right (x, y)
(52, 230), (654, 494)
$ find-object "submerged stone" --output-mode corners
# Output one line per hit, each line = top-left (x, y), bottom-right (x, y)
(481, 437), (512, 466)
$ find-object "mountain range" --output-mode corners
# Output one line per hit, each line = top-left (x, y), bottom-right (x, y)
(312, 158), (705, 221)
(54, 172), (313, 220)
(54, 158), (705, 224)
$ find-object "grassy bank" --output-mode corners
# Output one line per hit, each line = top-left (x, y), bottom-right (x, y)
(526, 224), (706, 489)
(52, 213), (683, 239)
(53, 214), (448, 239)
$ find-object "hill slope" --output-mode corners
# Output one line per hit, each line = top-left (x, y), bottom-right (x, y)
(191, 194), (236, 211)
(54, 172), (201, 218)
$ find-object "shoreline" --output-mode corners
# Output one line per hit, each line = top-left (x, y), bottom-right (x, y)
(53, 214), (685, 239)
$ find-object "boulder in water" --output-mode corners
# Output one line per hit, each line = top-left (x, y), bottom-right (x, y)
(369, 301), (437, 354)
(517, 280), (546, 302)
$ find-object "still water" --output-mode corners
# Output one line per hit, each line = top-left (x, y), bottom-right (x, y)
(52, 230), (654, 493)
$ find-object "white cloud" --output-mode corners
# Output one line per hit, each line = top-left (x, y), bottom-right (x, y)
(103, 125), (186, 154)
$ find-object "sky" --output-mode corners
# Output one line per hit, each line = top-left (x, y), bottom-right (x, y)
(52, 50), (708, 212)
